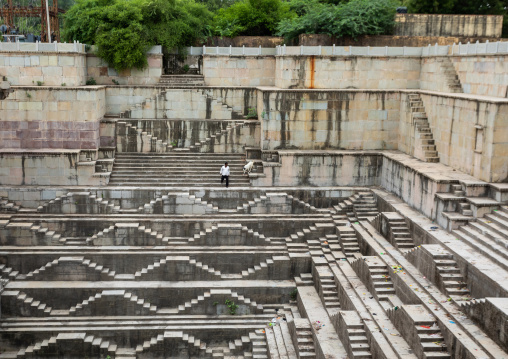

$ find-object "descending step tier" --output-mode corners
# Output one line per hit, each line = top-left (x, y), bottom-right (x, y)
(109, 153), (251, 187)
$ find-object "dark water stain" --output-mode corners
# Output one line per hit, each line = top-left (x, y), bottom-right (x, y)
(205, 96), (212, 119)
(309, 56), (315, 89)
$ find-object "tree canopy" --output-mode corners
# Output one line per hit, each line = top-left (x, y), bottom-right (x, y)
(276, 0), (398, 41)
(212, 0), (296, 37)
(62, 0), (212, 71)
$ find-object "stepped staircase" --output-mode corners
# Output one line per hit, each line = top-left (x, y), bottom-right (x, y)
(438, 58), (462, 93)
(452, 206), (508, 271)
(0, 198), (20, 213)
(337, 226), (361, 258)
(109, 152), (251, 187)
(387, 305), (451, 359)
(116, 119), (250, 154)
(333, 192), (378, 222)
(405, 245), (471, 302)
(408, 94), (439, 163)
(293, 318), (317, 358)
(158, 74), (205, 86)
(383, 213), (415, 251)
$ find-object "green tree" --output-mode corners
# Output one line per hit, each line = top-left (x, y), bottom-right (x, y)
(213, 0), (296, 37)
(197, 0), (237, 11)
(95, 1), (147, 71)
(277, 0), (398, 41)
(62, 0), (212, 71)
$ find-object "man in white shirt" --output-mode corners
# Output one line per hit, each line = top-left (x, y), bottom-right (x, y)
(220, 162), (230, 188)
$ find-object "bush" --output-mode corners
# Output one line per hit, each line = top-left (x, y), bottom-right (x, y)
(277, 0), (398, 41)
(213, 0), (296, 37)
(86, 77), (97, 85)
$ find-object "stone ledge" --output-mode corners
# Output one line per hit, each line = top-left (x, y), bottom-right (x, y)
(490, 183), (508, 192)
(0, 149), (81, 155)
(466, 197), (500, 207)
(256, 86), (508, 103)
(11, 85), (106, 91)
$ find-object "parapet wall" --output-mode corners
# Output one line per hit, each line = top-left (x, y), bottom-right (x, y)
(394, 14), (503, 38)
(203, 56), (275, 87)
(0, 46), (163, 87)
(274, 56), (421, 90)
(0, 52), (86, 86)
(86, 53), (163, 86)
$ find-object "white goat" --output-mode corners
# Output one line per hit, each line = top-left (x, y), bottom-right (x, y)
(243, 161), (254, 175)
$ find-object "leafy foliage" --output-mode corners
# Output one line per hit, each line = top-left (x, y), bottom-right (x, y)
(213, 0), (296, 37)
(224, 299), (239, 315)
(198, 0), (238, 11)
(62, 0), (212, 71)
(277, 0), (398, 41)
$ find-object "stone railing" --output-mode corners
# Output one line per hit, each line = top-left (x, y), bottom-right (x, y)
(0, 41), (86, 53)
(451, 40), (508, 55)
(181, 41), (508, 58)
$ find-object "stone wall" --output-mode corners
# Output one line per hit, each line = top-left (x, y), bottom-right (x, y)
(274, 56), (421, 90)
(0, 87), (106, 150)
(420, 55), (508, 97)
(419, 57), (461, 93)
(205, 36), (284, 47)
(0, 52), (86, 86)
(251, 151), (382, 187)
(0, 150), (105, 186)
(203, 56), (276, 87)
(451, 55), (508, 98)
(257, 89), (401, 150)
(105, 87), (257, 119)
(420, 92), (508, 183)
(298, 33), (504, 47)
(394, 14), (503, 38)
(105, 86), (159, 115)
(86, 53), (163, 86)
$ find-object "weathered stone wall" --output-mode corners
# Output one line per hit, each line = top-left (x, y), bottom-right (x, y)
(451, 55), (508, 98)
(420, 55), (508, 97)
(0, 52), (86, 86)
(0, 150), (105, 186)
(257, 89), (401, 150)
(298, 33), (504, 47)
(420, 92), (508, 183)
(396, 93), (415, 157)
(205, 36), (284, 47)
(106, 87), (257, 119)
(394, 14), (503, 38)
(86, 53), (163, 85)
(274, 56), (421, 90)
(203, 56), (276, 87)
(105, 87), (159, 115)
(419, 58), (461, 93)
(251, 151), (382, 187)
(0, 87), (105, 150)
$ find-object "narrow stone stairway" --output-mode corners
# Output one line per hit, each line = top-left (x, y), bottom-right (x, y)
(438, 58), (462, 93)
(158, 74), (205, 86)
(408, 94), (440, 163)
(109, 153), (251, 187)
